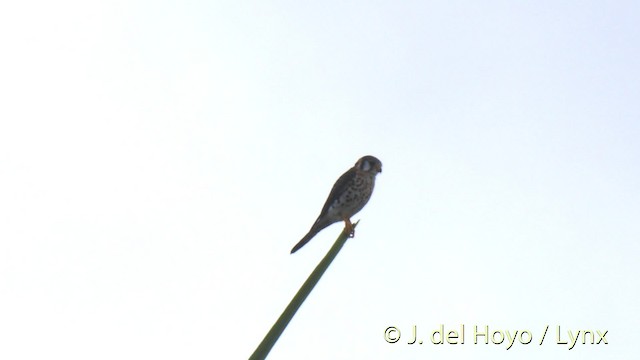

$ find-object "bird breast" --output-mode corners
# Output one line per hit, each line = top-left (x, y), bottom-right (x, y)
(326, 172), (375, 219)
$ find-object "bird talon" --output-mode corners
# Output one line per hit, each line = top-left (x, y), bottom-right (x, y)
(344, 218), (355, 238)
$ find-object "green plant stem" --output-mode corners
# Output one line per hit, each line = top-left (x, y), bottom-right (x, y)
(248, 221), (359, 360)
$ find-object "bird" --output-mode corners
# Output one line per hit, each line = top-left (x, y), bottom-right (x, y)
(291, 155), (382, 254)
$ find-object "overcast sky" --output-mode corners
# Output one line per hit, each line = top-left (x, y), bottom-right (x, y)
(1, 1), (639, 359)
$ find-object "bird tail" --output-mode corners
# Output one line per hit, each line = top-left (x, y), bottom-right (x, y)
(290, 229), (319, 254)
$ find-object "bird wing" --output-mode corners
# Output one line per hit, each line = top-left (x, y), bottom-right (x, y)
(292, 166), (356, 254)
(315, 166), (355, 221)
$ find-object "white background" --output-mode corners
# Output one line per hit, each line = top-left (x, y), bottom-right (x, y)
(1, 1), (638, 359)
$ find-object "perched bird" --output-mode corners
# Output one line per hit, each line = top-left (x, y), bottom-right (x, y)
(291, 155), (382, 254)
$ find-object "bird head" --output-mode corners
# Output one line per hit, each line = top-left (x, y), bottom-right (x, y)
(356, 155), (382, 174)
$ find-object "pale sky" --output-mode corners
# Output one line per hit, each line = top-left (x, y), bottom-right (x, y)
(1, 1), (638, 359)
